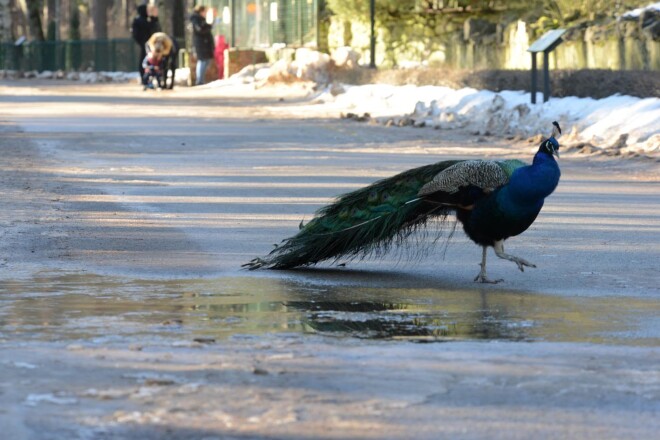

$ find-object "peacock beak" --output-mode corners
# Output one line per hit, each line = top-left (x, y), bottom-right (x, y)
(553, 147), (560, 158)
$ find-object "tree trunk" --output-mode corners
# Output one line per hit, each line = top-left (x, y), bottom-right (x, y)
(91, 0), (112, 39)
(46, 0), (56, 39)
(26, 0), (45, 41)
(46, 0), (55, 22)
(0, 0), (12, 42)
(172, 0), (185, 40)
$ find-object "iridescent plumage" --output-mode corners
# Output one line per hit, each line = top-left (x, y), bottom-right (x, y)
(244, 122), (562, 283)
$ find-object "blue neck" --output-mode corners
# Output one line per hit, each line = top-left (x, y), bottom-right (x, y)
(505, 151), (560, 203)
(532, 150), (555, 167)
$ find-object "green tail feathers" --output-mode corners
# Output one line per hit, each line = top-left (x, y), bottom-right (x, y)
(242, 160), (460, 270)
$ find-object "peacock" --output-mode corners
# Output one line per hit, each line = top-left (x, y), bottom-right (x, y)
(243, 122), (562, 283)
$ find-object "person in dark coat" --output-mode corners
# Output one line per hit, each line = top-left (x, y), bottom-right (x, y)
(131, 3), (161, 83)
(190, 5), (215, 86)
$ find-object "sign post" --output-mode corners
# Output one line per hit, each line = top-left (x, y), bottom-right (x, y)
(369, 0), (376, 68)
(527, 29), (566, 104)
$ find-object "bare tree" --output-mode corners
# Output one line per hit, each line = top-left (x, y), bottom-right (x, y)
(46, 0), (55, 22)
(91, 0), (112, 39)
(0, 0), (12, 42)
(161, 0), (185, 39)
(26, 0), (45, 40)
(46, 0), (58, 39)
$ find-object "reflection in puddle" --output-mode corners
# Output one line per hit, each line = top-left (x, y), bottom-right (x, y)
(288, 301), (532, 341)
(0, 272), (658, 345)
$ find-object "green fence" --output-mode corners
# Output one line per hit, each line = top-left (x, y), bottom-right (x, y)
(0, 39), (138, 72)
(0, 1), (319, 73)
(198, 0), (318, 48)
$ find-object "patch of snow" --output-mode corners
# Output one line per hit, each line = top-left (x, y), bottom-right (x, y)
(223, 48), (331, 85)
(174, 67), (190, 85)
(25, 393), (78, 406)
(318, 84), (660, 154)
(36, 70), (54, 79)
(331, 47), (361, 68)
(6, 361), (38, 369)
(621, 2), (660, 19)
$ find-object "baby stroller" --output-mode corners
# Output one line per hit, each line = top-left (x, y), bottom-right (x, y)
(143, 32), (178, 90)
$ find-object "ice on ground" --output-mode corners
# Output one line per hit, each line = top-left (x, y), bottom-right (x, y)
(25, 393), (78, 406)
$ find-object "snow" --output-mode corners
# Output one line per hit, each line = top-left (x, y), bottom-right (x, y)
(200, 48), (659, 155)
(621, 1), (660, 18)
(200, 47), (660, 155)
(313, 83), (659, 154)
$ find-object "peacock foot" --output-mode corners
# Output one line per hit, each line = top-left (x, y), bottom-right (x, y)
(241, 257), (267, 270)
(474, 264), (503, 284)
(474, 247), (503, 283)
(492, 240), (537, 273)
(474, 273), (504, 284)
(511, 257), (536, 272)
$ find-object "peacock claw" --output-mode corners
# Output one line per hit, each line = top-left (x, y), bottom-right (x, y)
(474, 273), (503, 284)
(493, 241), (536, 273)
(514, 259), (536, 272)
(474, 247), (503, 283)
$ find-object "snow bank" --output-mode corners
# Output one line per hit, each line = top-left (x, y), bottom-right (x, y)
(202, 48), (352, 88)
(207, 48), (658, 156)
(267, 48), (331, 83)
(1, 69), (141, 83)
(322, 84), (660, 154)
(1, 68), (186, 85)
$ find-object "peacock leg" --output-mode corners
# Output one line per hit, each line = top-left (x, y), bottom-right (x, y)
(493, 240), (536, 272)
(474, 246), (503, 284)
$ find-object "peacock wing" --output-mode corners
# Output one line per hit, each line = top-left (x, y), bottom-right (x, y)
(498, 159), (526, 177)
(418, 160), (512, 196)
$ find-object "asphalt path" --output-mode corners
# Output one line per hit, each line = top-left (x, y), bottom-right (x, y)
(0, 81), (658, 439)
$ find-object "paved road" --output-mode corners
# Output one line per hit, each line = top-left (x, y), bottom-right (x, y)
(0, 81), (658, 439)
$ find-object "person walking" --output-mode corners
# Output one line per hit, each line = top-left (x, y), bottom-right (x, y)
(131, 3), (161, 82)
(190, 5), (214, 86)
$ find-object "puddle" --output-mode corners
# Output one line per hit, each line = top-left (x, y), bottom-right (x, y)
(0, 272), (658, 345)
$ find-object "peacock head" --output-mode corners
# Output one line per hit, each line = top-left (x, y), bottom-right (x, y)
(539, 121), (561, 158)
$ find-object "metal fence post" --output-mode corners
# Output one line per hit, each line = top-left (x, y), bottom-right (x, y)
(298, 0), (303, 47)
(531, 52), (537, 104)
(231, 0), (236, 47)
(543, 51), (550, 103)
(369, 0), (375, 68)
(111, 39), (116, 71)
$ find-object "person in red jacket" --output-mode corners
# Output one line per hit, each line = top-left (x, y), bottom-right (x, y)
(214, 35), (229, 80)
